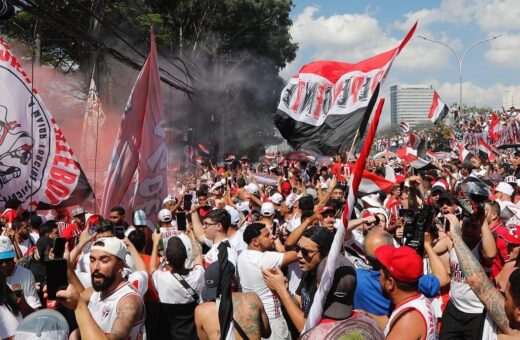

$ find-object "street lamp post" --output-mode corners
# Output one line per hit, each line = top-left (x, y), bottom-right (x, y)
(418, 35), (500, 112)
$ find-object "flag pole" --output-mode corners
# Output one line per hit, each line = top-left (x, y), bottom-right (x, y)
(345, 128), (360, 163)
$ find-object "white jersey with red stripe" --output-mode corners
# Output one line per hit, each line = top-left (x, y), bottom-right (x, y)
(384, 294), (437, 340)
(88, 282), (146, 340)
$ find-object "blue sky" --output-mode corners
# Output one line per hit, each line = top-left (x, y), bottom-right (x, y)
(281, 0), (520, 126)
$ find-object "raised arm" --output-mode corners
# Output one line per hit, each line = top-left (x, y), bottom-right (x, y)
(190, 207), (206, 244)
(446, 214), (515, 335)
(424, 232), (450, 287)
(124, 238), (146, 272)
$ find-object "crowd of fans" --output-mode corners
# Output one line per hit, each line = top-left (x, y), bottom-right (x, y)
(2, 108), (520, 339)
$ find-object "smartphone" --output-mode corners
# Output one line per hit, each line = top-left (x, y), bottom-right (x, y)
(115, 226), (125, 240)
(176, 212), (187, 231)
(183, 194), (193, 211)
(53, 237), (66, 258)
(45, 259), (68, 300)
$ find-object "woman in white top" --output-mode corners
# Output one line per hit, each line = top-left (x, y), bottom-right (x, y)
(0, 272), (22, 340)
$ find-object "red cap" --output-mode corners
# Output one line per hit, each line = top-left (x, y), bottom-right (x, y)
(375, 245), (423, 283)
(499, 226), (520, 245)
(281, 181), (292, 192)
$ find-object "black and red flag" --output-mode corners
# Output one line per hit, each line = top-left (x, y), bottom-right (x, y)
(275, 23), (417, 155)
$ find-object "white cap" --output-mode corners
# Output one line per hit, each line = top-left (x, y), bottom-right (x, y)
(245, 183), (259, 194)
(260, 202), (275, 217)
(162, 195), (177, 205)
(133, 210), (146, 226)
(176, 234), (195, 269)
(496, 182), (514, 197)
(269, 193), (283, 205)
(505, 176), (517, 184)
(224, 205), (240, 225)
(72, 207), (85, 216)
(306, 188), (318, 200)
(91, 237), (129, 266)
(285, 193), (298, 209)
(236, 201), (251, 213)
(0, 236), (15, 260)
(158, 209), (173, 223)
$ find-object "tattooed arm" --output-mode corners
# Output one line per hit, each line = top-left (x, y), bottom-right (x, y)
(445, 214), (515, 335)
(187, 225), (203, 266)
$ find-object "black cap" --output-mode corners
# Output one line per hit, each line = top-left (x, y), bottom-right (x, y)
(201, 260), (236, 302)
(317, 256), (356, 320)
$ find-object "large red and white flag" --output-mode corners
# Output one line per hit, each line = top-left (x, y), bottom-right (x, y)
(0, 36), (93, 209)
(304, 95), (385, 331)
(478, 137), (496, 162)
(428, 90), (449, 124)
(101, 31), (167, 226)
(275, 23), (416, 155)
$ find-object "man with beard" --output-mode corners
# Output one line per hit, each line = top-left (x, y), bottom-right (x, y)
(374, 245), (437, 339)
(261, 227), (334, 333)
(238, 223), (298, 340)
(12, 217), (33, 256)
(57, 237), (146, 340)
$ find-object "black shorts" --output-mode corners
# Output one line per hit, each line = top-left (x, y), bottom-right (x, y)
(439, 300), (485, 340)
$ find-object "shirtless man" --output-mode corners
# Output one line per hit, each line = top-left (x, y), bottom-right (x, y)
(195, 259), (271, 340)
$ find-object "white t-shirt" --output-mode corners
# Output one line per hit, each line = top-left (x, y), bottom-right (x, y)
(237, 249), (284, 319)
(204, 238), (238, 267)
(449, 246), (484, 313)
(7, 266), (42, 309)
(0, 305), (22, 339)
(152, 265), (205, 304)
(160, 225), (180, 247)
(228, 229), (247, 256)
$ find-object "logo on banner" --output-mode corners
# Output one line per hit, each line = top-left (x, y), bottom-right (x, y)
(1, 36), (85, 208)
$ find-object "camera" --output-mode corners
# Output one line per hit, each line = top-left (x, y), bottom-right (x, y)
(400, 206), (434, 257)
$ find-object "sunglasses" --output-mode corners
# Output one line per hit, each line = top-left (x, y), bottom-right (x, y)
(294, 244), (319, 258)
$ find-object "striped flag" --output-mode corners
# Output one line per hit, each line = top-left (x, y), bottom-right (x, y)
(489, 112), (500, 142)
(399, 121), (409, 133)
(397, 147), (431, 169)
(347, 165), (395, 193)
(197, 143), (210, 155)
(458, 143), (472, 164)
(478, 137), (496, 162)
(304, 94), (385, 331)
(428, 90), (449, 124)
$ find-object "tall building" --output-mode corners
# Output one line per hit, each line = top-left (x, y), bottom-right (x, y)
(390, 84), (434, 128)
(503, 87), (520, 109)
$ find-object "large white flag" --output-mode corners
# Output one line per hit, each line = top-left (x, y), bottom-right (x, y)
(0, 36), (92, 209)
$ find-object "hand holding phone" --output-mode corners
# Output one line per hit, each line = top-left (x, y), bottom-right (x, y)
(53, 237), (66, 258)
(45, 259), (68, 300)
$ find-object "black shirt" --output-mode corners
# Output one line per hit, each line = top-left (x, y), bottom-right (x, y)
(296, 271), (318, 317)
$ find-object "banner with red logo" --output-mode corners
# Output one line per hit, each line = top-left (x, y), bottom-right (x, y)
(0, 36), (93, 209)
